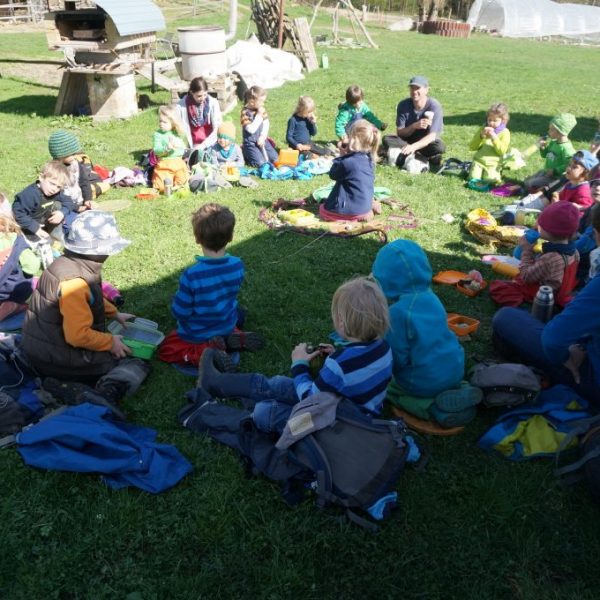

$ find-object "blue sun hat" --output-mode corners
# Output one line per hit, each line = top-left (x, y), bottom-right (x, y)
(63, 211), (131, 256)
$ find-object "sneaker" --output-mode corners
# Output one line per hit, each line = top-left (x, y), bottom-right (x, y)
(517, 193), (546, 211)
(434, 383), (482, 413)
(428, 404), (476, 428)
(225, 331), (265, 352)
(387, 147), (402, 167)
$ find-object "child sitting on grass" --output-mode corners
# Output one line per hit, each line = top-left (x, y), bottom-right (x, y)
(467, 102), (511, 185)
(523, 113), (576, 193)
(209, 121), (244, 167)
(241, 86), (278, 167)
(196, 276), (392, 434)
(518, 150), (599, 211)
(12, 160), (74, 242)
(372, 240), (481, 428)
(158, 203), (264, 370)
(320, 119), (379, 222)
(48, 129), (108, 212)
(490, 201), (580, 307)
(21, 211), (149, 418)
(0, 201), (41, 321)
(335, 85), (387, 143)
(286, 95), (331, 158)
(152, 105), (189, 193)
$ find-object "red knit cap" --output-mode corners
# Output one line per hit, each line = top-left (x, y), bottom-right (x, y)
(537, 201), (580, 238)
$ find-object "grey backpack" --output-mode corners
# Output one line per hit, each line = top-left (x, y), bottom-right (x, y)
(470, 362), (541, 407)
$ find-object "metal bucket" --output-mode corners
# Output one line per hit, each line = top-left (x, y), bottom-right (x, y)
(178, 26), (227, 79)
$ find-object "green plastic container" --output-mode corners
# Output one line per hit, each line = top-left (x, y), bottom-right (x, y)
(108, 318), (164, 360)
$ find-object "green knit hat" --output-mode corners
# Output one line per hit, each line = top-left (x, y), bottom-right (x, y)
(550, 113), (577, 136)
(48, 129), (82, 159)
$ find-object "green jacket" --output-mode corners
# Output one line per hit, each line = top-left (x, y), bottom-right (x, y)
(334, 101), (384, 138)
(540, 139), (575, 177)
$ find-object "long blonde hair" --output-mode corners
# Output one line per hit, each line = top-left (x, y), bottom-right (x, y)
(0, 214), (21, 235)
(294, 95), (315, 118)
(159, 104), (185, 137)
(347, 119), (380, 161)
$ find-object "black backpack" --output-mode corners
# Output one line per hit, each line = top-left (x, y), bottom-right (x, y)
(179, 394), (419, 530)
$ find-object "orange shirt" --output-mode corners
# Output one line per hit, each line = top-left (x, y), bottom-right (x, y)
(58, 278), (117, 351)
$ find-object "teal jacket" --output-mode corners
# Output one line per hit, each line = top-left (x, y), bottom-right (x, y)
(334, 101), (384, 138)
(372, 240), (464, 397)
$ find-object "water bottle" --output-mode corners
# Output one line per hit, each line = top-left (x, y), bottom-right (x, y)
(531, 285), (554, 323)
(513, 229), (540, 259)
(321, 54), (329, 69)
(163, 177), (173, 197)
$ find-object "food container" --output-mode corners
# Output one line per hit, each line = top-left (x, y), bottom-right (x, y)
(108, 318), (164, 359)
(447, 314), (480, 336)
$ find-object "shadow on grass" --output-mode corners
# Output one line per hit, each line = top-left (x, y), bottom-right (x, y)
(0, 94), (56, 116)
(446, 111), (598, 140)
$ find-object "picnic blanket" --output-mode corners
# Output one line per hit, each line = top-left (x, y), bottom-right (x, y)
(465, 208), (525, 249)
(258, 197), (417, 243)
(241, 157), (332, 181)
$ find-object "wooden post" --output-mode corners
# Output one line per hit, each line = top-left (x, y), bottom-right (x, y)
(339, 0), (378, 48)
(277, 0), (285, 48)
(309, 0), (323, 30)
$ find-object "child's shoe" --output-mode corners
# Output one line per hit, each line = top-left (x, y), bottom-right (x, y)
(434, 382), (482, 413)
(225, 331), (265, 352)
(517, 193), (546, 211)
(428, 404), (476, 428)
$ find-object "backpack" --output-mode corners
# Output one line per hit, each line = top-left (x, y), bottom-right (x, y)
(179, 393), (421, 530)
(470, 361), (541, 407)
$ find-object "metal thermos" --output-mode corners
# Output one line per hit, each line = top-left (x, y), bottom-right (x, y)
(531, 285), (554, 323)
(163, 177), (173, 197)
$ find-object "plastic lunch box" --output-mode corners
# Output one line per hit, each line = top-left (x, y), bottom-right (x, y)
(108, 318), (165, 359)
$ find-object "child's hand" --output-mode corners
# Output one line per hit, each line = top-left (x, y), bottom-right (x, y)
(114, 312), (135, 325)
(297, 143), (311, 152)
(483, 126), (495, 138)
(291, 343), (320, 362)
(257, 136), (265, 148)
(564, 344), (587, 384)
(110, 335), (132, 359)
(308, 113), (317, 123)
(48, 210), (64, 225)
(538, 136), (548, 149)
(37, 228), (50, 239)
(518, 235), (534, 250)
(317, 343), (335, 356)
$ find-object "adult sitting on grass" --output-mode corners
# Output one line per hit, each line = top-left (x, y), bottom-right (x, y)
(20, 211), (149, 417)
(382, 75), (445, 172)
(493, 205), (600, 405)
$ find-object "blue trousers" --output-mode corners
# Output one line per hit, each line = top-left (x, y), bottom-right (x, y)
(242, 140), (278, 167)
(492, 307), (599, 404)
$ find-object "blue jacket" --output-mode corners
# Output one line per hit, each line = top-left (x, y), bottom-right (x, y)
(286, 115), (317, 148)
(542, 273), (600, 388)
(13, 182), (74, 235)
(372, 240), (464, 397)
(324, 152), (374, 216)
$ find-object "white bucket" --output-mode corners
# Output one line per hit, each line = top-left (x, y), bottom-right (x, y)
(178, 26), (227, 79)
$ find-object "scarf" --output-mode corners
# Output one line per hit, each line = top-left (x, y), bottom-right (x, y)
(218, 144), (235, 160)
(542, 240), (577, 256)
(186, 94), (210, 128)
(493, 123), (506, 135)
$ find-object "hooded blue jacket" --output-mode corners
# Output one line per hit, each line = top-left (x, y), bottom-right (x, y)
(372, 240), (464, 397)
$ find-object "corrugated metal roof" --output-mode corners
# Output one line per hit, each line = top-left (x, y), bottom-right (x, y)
(94, 0), (165, 36)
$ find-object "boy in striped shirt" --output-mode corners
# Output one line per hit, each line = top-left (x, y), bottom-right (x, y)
(158, 203), (263, 369)
(197, 277), (393, 433)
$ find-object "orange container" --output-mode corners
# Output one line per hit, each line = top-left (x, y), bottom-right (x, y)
(447, 314), (480, 336)
(275, 148), (299, 168)
(492, 262), (520, 278)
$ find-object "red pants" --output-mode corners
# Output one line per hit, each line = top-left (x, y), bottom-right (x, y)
(158, 330), (228, 365)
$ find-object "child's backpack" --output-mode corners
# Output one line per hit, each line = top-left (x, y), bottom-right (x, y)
(180, 393), (420, 531)
(470, 361), (541, 407)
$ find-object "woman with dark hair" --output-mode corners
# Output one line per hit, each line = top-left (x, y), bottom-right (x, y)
(177, 77), (222, 150)
(492, 204), (600, 405)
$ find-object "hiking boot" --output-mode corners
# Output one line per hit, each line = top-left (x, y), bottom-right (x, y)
(225, 331), (265, 352)
(428, 404), (476, 428)
(434, 383), (482, 413)
(517, 193), (547, 211)
(197, 348), (252, 398)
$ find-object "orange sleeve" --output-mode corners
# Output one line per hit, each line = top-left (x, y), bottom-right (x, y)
(58, 278), (113, 352)
(103, 298), (118, 318)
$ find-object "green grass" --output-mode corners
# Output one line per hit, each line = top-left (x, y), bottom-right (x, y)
(1, 10), (600, 599)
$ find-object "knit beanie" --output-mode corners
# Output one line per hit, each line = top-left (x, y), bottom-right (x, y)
(217, 120), (236, 142)
(537, 201), (580, 239)
(48, 129), (82, 159)
(550, 113), (577, 136)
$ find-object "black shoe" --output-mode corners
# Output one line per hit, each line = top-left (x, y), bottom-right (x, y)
(42, 377), (96, 405)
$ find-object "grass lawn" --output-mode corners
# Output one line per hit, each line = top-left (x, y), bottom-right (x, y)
(1, 6), (600, 598)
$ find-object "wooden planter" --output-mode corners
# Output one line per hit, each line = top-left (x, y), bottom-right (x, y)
(422, 20), (471, 38)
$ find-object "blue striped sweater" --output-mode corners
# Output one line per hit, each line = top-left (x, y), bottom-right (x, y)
(291, 339), (393, 414)
(171, 254), (244, 343)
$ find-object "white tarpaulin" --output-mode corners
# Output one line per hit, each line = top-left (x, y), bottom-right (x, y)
(468, 0), (600, 39)
(226, 36), (304, 89)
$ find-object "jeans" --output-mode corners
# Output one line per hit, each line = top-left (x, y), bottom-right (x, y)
(249, 375), (300, 434)
(492, 307), (599, 404)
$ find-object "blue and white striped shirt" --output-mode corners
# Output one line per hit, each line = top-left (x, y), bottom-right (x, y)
(291, 339), (393, 414)
(172, 255), (244, 343)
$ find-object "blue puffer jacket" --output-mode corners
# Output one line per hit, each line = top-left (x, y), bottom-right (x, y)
(372, 240), (464, 396)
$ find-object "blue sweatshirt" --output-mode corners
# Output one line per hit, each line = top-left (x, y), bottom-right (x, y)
(372, 239), (464, 397)
(172, 254), (244, 343)
(542, 273), (600, 386)
(286, 115), (317, 148)
(324, 151), (374, 216)
(13, 182), (74, 235)
(291, 339), (392, 414)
